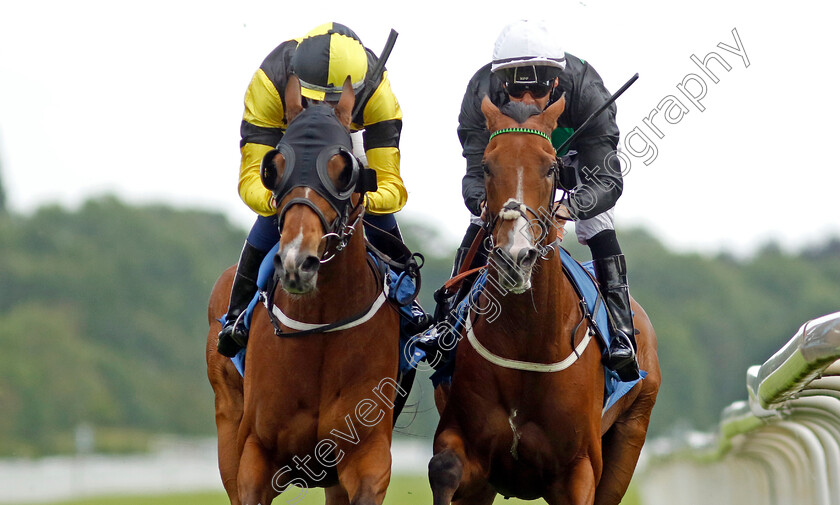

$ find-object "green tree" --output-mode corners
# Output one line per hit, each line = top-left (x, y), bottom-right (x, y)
(0, 146), (6, 214)
(1, 196), (839, 455)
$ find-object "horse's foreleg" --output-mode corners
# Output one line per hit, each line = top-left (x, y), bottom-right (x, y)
(217, 416), (242, 505)
(237, 436), (279, 505)
(429, 428), (488, 505)
(594, 397), (656, 505)
(326, 484), (351, 505)
(336, 434), (392, 505)
(433, 383), (452, 414)
(451, 482), (496, 505)
(208, 358), (244, 504)
(429, 447), (463, 505)
(595, 310), (660, 505)
(547, 457), (597, 505)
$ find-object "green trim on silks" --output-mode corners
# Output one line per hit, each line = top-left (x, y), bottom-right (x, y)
(489, 127), (552, 142)
(551, 127), (575, 156)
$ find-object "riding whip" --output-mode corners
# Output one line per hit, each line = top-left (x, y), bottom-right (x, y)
(351, 29), (399, 118)
(555, 73), (639, 155)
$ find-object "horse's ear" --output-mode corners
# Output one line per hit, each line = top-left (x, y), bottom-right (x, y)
(335, 76), (355, 129)
(285, 74), (304, 124)
(542, 92), (566, 130)
(481, 95), (502, 132)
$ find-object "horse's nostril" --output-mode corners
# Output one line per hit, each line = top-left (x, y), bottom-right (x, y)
(518, 248), (538, 269)
(491, 247), (515, 269)
(300, 255), (320, 273)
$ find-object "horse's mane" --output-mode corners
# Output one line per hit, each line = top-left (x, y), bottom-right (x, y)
(499, 101), (542, 124)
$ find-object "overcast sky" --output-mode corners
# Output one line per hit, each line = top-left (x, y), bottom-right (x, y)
(1, 0), (838, 256)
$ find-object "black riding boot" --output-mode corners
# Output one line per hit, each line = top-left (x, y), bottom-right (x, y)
(217, 242), (266, 357)
(593, 254), (640, 382)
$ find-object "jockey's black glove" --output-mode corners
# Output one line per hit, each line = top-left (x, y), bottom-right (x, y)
(554, 156), (577, 192)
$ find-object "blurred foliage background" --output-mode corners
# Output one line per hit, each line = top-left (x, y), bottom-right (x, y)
(0, 191), (838, 456)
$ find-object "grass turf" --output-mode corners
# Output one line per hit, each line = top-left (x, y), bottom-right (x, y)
(6, 474), (640, 504)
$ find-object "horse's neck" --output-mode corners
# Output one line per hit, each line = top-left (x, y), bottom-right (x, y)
(317, 232), (375, 292)
(485, 254), (578, 344)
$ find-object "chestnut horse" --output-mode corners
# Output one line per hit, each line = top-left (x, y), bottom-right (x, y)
(428, 96), (661, 505)
(206, 76), (402, 505)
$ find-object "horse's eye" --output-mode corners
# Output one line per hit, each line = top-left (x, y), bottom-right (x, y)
(331, 153), (357, 193)
(482, 162), (490, 175)
(546, 162), (557, 178)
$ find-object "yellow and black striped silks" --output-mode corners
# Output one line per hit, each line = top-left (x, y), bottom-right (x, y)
(292, 22), (368, 102)
(238, 22), (406, 217)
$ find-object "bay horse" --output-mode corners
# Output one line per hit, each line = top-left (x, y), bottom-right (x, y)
(428, 96), (661, 505)
(206, 75), (402, 505)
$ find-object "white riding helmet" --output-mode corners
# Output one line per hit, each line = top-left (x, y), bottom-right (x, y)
(491, 19), (566, 73)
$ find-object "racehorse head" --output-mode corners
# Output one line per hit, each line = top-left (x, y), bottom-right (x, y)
(259, 75), (374, 294)
(480, 95), (566, 293)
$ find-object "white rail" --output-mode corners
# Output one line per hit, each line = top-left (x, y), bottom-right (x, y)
(639, 312), (840, 505)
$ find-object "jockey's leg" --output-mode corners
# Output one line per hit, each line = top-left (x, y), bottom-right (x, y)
(577, 210), (640, 382)
(435, 222), (485, 321)
(363, 213), (433, 334)
(217, 215), (276, 357)
(419, 222), (488, 365)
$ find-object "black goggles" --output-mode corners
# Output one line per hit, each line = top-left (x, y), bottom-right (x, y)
(505, 80), (553, 99)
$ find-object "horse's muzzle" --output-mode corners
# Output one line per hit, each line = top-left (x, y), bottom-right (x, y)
(490, 245), (537, 293)
(274, 250), (320, 294)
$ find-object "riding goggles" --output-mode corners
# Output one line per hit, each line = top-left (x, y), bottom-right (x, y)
(505, 81), (553, 99)
(499, 65), (555, 99)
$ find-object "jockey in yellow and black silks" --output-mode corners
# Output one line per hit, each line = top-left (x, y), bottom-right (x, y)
(217, 22), (422, 357)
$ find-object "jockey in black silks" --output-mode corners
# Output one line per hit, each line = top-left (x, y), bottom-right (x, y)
(420, 19), (640, 382)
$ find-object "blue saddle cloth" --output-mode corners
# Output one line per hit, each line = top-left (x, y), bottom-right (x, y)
(429, 245), (644, 413)
(227, 243), (425, 378)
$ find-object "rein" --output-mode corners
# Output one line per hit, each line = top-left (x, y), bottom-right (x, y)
(274, 192), (366, 264)
(318, 199), (366, 263)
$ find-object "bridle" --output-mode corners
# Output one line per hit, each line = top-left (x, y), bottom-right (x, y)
(466, 127), (594, 373)
(274, 191), (366, 264)
(482, 127), (565, 250)
(260, 104), (377, 263)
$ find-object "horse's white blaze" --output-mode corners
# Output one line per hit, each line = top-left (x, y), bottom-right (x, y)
(281, 230), (304, 273)
(496, 194), (534, 292)
(507, 214), (532, 258)
(503, 190), (534, 269)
